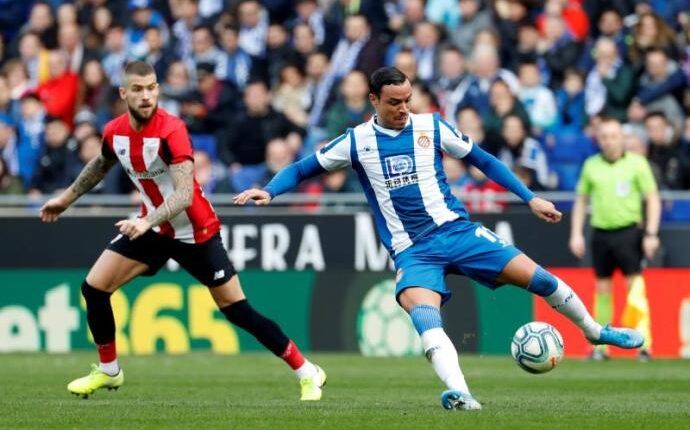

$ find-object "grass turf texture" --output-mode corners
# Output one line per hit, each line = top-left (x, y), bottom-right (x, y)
(1, 353), (688, 429)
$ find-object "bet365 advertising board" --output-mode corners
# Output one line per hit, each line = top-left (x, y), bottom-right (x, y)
(1, 212), (689, 357)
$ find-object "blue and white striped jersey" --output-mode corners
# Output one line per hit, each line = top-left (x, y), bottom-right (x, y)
(315, 112), (474, 255)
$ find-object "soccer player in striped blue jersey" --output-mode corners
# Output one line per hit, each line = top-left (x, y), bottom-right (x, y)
(234, 67), (644, 410)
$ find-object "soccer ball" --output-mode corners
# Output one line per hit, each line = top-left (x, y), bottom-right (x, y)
(511, 321), (564, 374)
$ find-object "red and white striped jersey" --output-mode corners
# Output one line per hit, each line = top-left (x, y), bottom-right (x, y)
(102, 108), (220, 243)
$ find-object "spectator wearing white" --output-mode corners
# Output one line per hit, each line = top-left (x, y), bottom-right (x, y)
(171, 0), (202, 62)
(237, 0), (268, 58)
(585, 37), (634, 122)
(518, 62), (557, 132)
(410, 21), (442, 82)
(188, 25), (228, 82)
(101, 25), (129, 87)
(433, 46), (469, 125)
(218, 24), (252, 90)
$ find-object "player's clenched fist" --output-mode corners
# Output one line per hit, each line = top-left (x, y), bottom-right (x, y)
(528, 197), (562, 224)
(115, 218), (151, 240)
(233, 188), (272, 206)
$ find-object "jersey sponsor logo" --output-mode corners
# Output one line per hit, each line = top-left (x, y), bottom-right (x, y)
(125, 166), (166, 179)
(385, 155), (414, 176)
(384, 173), (419, 190)
(213, 270), (225, 280)
(417, 133), (431, 148)
(384, 155), (418, 189)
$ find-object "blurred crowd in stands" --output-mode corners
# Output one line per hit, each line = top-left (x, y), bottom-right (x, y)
(0, 0), (689, 216)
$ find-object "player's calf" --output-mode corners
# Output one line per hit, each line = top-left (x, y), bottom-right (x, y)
(220, 299), (325, 400)
(409, 304), (478, 409)
(527, 267), (644, 349)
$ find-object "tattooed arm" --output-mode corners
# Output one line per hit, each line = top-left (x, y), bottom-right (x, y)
(145, 160), (194, 227)
(115, 160), (194, 239)
(39, 154), (117, 223)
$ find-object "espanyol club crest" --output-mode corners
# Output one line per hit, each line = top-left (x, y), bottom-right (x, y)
(417, 133), (431, 148)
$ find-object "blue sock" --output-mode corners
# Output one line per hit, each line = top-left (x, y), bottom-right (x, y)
(409, 305), (443, 335)
(527, 266), (558, 297)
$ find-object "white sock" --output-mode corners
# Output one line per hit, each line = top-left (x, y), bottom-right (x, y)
(99, 359), (120, 376)
(421, 327), (470, 394)
(545, 278), (602, 340)
(294, 360), (317, 379)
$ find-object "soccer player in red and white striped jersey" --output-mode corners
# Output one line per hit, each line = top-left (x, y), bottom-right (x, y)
(39, 61), (326, 400)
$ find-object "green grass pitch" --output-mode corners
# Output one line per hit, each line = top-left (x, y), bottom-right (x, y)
(1, 352), (689, 429)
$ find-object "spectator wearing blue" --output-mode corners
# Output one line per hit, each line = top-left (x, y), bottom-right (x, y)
(424, 0), (460, 33)
(17, 92), (45, 186)
(290, 0), (340, 57)
(101, 24), (129, 87)
(578, 9), (629, 72)
(218, 24), (253, 90)
(130, 0), (169, 46)
(28, 117), (80, 196)
(126, 0), (170, 59)
(585, 37), (635, 122)
(387, 21), (442, 83)
(630, 47), (687, 131)
(538, 14), (584, 89)
(457, 44), (520, 118)
(554, 68), (587, 129)
(142, 26), (176, 81)
(171, 0), (203, 62)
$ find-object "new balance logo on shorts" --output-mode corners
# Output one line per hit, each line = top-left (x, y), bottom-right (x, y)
(213, 270), (225, 281)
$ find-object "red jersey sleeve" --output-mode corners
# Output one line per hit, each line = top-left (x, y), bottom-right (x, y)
(165, 121), (194, 164)
(101, 124), (116, 160)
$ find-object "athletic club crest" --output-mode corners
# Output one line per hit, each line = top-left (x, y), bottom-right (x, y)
(417, 133), (431, 148)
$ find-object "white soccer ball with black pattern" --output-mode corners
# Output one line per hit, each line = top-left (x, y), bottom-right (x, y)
(511, 321), (564, 374)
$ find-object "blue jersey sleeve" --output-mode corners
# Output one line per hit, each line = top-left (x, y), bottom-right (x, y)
(464, 145), (535, 202)
(263, 154), (326, 198)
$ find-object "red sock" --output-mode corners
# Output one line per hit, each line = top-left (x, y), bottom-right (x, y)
(280, 340), (306, 370)
(97, 341), (117, 363)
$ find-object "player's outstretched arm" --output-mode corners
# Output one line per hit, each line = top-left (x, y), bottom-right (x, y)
(39, 154), (117, 223)
(116, 160), (194, 239)
(233, 154), (326, 206)
(464, 145), (562, 223)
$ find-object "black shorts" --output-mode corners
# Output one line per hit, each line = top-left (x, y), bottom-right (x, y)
(107, 230), (236, 287)
(591, 225), (643, 278)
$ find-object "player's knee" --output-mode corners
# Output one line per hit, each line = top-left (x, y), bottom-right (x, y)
(527, 266), (558, 297)
(81, 280), (112, 302)
(409, 304), (443, 335)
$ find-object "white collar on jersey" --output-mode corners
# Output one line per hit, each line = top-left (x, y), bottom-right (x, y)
(370, 114), (411, 137)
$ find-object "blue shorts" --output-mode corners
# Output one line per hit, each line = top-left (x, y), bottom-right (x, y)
(393, 219), (522, 305)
